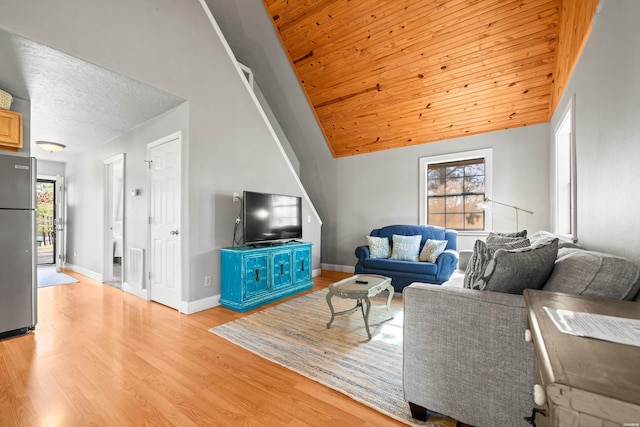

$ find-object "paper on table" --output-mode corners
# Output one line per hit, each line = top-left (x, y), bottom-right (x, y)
(543, 307), (640, 348)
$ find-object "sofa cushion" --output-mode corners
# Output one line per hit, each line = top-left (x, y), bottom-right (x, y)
(419, 239), (448, 262)
(361, 258), (438, 275)
(464, 240), (492, 289)
(489, 238), (531, 251)
(543, 249), (640, 300)
(366, 235), (390, 259)
(390, 234), (421, 261)
(529, 230), (582, 249)
(488, 230), (527, 239)
(474, 238), (559, 294)
(486, 234), (528, 246)
(463, 238), (531, 288)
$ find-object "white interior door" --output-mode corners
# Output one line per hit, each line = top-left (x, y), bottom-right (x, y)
(54, 177), (65, 273)
(149, 134), (181, 310)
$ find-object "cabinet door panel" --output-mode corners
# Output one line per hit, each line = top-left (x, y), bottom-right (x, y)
(293, 247), (311, 284)
(0, 110), (22, 151)
(271, 250), (291, 289)
(243, 254), (269, 298)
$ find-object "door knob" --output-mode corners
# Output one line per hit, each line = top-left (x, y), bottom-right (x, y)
(170, 230), (180, 235)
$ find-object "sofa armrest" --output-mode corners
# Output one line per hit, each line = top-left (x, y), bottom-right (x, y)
(355, 245), (371, 261)
(458, 249), (473, 271)
(403, 284), (535, 427)
(435, 249), (458, 282)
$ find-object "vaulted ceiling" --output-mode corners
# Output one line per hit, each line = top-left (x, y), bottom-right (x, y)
(263, 0), (598, 157)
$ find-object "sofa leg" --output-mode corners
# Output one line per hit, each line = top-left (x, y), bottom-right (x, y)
(408, 402), (431, 421)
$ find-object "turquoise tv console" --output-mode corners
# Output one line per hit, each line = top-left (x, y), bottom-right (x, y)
(220, 242), (313, 312)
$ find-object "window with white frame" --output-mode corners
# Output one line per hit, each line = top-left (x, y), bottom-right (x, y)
(420, 149), (493, 231)
(554, 95), (576, 240)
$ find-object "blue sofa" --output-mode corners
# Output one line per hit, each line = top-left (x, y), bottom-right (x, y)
(354, 225), (458, 292)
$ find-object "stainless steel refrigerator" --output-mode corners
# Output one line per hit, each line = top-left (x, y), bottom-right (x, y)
(0, 153), (37, 337)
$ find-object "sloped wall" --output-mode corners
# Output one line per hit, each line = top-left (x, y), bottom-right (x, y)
(0, 0), (321, 306)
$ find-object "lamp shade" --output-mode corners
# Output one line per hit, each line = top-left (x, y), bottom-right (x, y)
(36, 141), (66, 153)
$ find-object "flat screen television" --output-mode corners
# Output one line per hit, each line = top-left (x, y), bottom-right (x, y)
(243, 191), (302, 244)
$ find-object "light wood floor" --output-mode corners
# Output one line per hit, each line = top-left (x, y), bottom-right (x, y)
(0, 270), (422, 426)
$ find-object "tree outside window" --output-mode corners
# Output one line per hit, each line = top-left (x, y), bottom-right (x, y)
(37, 182), (55, 247)
(426, 158), (485, 230)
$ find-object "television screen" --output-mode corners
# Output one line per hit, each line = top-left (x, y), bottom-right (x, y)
(243, 191), (302, 243)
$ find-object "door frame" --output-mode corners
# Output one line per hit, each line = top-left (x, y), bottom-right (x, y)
(36, 176), (59, 268)
(103, 153), (125, 285)
(147, 131), (183, 312)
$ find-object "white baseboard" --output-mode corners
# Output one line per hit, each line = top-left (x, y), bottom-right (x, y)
(181, 294), (220, 314)
(123, 282), (149, 300)
(64, 263), (103, 283)
(312, 268), (322, 277)
(320, 263), (355, 273)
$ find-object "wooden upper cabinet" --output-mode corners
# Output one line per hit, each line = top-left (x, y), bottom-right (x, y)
(0, 110), (23, 152)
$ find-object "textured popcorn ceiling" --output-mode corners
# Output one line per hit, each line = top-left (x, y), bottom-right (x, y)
(0, 28), (185, 161)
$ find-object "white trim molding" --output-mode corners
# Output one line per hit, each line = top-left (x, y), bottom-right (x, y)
(123, 282), (149, 300)
(320, 264), (355, 274)
(197, 0), (322, 227)
(181, 295), (221, 315)
(64, 263), (102, 283)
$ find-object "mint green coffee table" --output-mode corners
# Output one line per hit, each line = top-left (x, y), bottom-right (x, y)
(325, 274), (394, 340)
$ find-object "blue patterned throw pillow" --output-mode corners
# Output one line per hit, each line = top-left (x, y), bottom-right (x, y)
(419, 239), (448, 262)
(367, 236), (390, 259)
(390, 234), (422, 261)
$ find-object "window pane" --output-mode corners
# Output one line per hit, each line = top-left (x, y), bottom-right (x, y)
(445, 177), (463, 195)
(428, 213), (445, 228)
(427, 179), (444, 196)
(465, 195), (484, 212)
(425, 155), (487, 231)
(446, 213), (464, 229)
(465, 162), (484, 177)
(446, 165), (464, 178)
(464, 175), (484, 194)
(428, 197), (445, 213)
(427, 167), (445, 181)
(556, 114), (572, 235)
(446, 196), (464, 213)
(465, 212), (484, 229)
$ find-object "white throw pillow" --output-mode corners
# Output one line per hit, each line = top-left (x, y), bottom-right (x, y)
(389, 235), (421, 261)
(419, 239), (448, 262)
(366, 236), (390, 259)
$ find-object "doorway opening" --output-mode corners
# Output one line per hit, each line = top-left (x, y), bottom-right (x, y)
(103, 154), (125, 290)
(36, 180), (56, 266)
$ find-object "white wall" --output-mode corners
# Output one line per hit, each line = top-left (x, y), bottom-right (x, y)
(253, 82), (300, 176)
(64, 103), (188, 281)
(0, 0), (322, 306)
(550, 0), (640, 265)
(37, 159), (64, 177)
(204, 0), (552, 269)
(305, 124), (550, 268)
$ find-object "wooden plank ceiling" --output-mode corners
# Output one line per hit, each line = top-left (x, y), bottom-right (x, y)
(263, 0), (598, 157)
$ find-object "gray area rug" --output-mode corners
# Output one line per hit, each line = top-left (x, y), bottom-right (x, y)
(209, 289), (456, 426)
(37, 265), (79, 288)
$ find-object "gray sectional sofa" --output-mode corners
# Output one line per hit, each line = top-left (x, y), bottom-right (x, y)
(402, 236), (640, 427)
